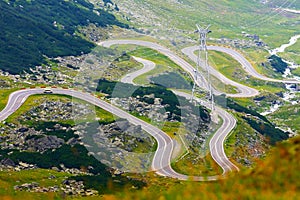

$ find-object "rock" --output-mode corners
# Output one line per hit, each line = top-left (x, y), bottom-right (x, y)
(27, 135), (64, 152)
(19, 162), (29, 168)
(62, 180), (70, 185)
(49, 175), (56, 179)
(114, 120), (130, 131)
(67, 137), (78, 146)
(0, 158), (16, 167)
(53, 124), (61, 130)
(137, 138), (144, 143)
(51, 167), (60, 171)
(254, 96), (266, 101)
(126, 125), (142, 134)
(18, 127), (29, 133)
(275, 92), (284, 98)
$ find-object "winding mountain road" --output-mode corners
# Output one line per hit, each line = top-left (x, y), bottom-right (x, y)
(0, 88), (181, 179)
(0, 87), (233, 181)
(100, 40), (212, 95)
(120, 56), (155, 85)
(100, 40), (262, 97)
(1, 38), (292, 181)
(118, 56), (239, 179)
(183, 45), (300, 84)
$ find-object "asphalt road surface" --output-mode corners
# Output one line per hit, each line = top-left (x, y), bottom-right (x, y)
(120, 56), (155, 85)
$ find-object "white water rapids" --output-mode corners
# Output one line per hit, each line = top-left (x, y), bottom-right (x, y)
(269, 34), (300, 78)
(261, 35), (300, 116)
(270, 35), (300, 56)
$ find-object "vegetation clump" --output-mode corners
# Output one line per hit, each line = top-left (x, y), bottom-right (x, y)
(268, 55), (288, 74)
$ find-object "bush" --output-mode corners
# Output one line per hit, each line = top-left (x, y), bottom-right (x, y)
(268, 55), (288, 74)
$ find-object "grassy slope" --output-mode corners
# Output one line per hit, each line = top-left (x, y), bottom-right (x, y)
(0, 88), (19, 111)
(116, 0), (300, 47)
(4, 94), (115, 126)
(0, 169), (72, 200)
(208, 50), (285, 93)
(117, 46), (190, 85)
(292, 67), (300, 77)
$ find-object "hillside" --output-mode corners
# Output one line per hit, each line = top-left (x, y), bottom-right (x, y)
(0, 0), (126, 74)
(0, 0), (299, 199)
(2, 132), (291, 200)
(117, 135), (300, 200)
(113, 0), (300, 47)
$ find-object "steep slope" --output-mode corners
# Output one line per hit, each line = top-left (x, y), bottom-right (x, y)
(0, 0), (127, 74)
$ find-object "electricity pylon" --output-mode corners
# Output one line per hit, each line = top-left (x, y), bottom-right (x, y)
(191, 24), (214, 111)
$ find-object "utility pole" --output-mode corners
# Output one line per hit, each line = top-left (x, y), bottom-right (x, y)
(191, 24), (214, 111)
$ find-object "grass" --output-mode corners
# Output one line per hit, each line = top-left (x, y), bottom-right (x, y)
(209, 74), (239, 94)
(113, 46), (193, 85)
(117, 135), (300, 200)
(291, 67), (300, 76)
(241, 47), (283, 79)
(112, 0), (299, 94)
(115, 0), (300, 48)
(161, 121), (181, 138)
(208, 50), (243, 77)
(150, 72), (192, 90)
(129, 111), (183, 142)
(172, 153), (223, 177)
(5, 94), (70, 125)
(0, 169), (72, 200)
(108, 36), (285, 95)
(0, 88), (20, 111)
(0, 169), (70, 189)
(1, 135), (299, 199)
(232, 97), (256, 108)
(169, 114), (224, 176)
(233, 91), (282, 113)
(109, 54), (144, 81)
(207, 50), (286, 93)
(224, 113), (256, 157)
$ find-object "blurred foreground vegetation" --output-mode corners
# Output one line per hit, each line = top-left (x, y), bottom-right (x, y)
(117, 135), (300, 200)
(0, 134), (299, 199)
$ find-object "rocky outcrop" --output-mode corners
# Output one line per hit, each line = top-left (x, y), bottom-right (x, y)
(26, 135), (64, 152)
(0, 158), (16, 167)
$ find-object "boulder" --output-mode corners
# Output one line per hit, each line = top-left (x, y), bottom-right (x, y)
(27, 135), (64, 152)
(0, 158), (16, 167)
(18, 127), (29, 133)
